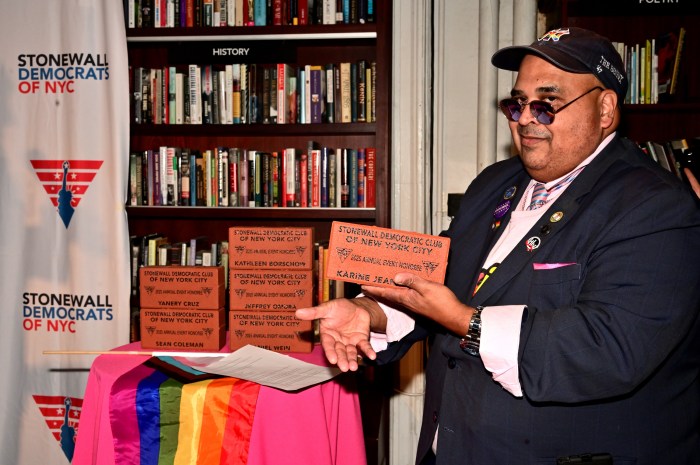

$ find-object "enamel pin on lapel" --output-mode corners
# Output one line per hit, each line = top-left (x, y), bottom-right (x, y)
(525, 236), (541, 252)
(492, 186), (517, 229)
(550, 211), (564, 222)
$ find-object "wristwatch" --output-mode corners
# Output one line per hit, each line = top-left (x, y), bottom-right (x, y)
(459, 306), (483, 356)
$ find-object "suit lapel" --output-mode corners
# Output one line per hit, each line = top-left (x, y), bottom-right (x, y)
(469, 137), (623, 305)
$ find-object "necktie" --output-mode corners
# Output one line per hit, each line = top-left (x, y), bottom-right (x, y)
(527, 166), (586, 211)
(527, 183), (548, 210)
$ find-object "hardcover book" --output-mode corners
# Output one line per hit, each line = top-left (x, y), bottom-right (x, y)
(309, 66), (323, 123)
(340, 62), (351, 122)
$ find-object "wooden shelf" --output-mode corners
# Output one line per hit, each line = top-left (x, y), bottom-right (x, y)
(126, 205), (376, 220)
(127, 24), (378, 41)
(131, 122), (377, 136)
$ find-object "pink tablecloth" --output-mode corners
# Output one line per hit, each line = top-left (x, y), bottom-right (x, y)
(72, 342), (366, 465)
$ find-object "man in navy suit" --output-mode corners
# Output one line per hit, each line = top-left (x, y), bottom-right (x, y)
(296, 27), (700, 464)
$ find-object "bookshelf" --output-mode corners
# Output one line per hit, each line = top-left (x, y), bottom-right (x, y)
(124, 3), (393, 465)
(126, 5), (392, 242)
(553, 0), (700, 143)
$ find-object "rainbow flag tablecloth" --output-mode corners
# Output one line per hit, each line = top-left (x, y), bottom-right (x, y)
(73, 343), (366, 465)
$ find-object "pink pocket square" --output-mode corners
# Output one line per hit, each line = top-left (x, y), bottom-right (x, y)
(533, 262), (577, 270)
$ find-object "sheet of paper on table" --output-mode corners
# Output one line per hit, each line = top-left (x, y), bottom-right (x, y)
(164, 345), (342, 391)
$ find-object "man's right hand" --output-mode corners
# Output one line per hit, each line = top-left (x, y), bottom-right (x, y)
(295, 297), (383, 372)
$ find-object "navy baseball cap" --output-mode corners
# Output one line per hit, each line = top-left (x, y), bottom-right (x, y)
(491, 27), (627, 102)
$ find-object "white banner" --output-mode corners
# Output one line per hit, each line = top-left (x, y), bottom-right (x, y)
(0, 1), (130, 463)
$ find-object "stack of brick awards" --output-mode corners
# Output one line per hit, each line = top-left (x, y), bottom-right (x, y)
(139, 265), (227, 351)
(228, 226), (315, 353)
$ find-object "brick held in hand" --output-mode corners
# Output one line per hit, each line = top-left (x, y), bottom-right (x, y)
(325, 221), (450, 288)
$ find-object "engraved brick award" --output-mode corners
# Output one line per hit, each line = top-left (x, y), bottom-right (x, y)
(326, 221), (450, 287)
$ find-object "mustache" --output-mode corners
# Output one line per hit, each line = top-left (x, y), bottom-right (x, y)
(518, 127), (550, 138)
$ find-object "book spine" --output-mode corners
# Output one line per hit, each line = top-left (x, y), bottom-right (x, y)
(156, 146), (166, 205)
(277, 63), (287, 124)
(285, 149), (296, 207)
(262, 66), (271, 124)
(311, 149), (321, 207)
(320, 147), (330, 207)
(254, 0), (266, 24)
(365, 147), (375, 208)
(295, 151), (302, 207)
(357, 60), (366, 122)
(323, 0), (336, 24)
(350, 62), (357, 122)
(169, 66), (177, 124)
(269, 65), (278, 123)
(180, 149), (191, 206)
(280, 149), (287, 206)
(328, 148), (336, 207)
(262, 152), (270, 207)
(317, 243), (324, 304)
(229, 148), (239, 206)
(133, 68), (142, 124)
(240, 63), (248, 124)
(356, 147), (365, 207)
(340, 148), (349, 207)
(298, 0), (308, 25)
(272, 0), (283, 25)
(271, 151), (280, 206)
(348, 148), (358, 207)
(197, 152), (206, 206)
(370, 61), (377, 122)
(232, 64), (241, 124)
(322, 247), (330, 301)
(239, 149), (249, 206)
(670, 27), (686, 95)
(218, 148), (229, 207)
(300, 152), (308, 207)
(325, 64), (334, 123)
(304, 65), (311, 124)
(340, 62), (351, 122)
(310, 66), (323, 123)
(129, 152), (139, 206)
(255, 151), (263, 206)
(189, 151), (197, 206)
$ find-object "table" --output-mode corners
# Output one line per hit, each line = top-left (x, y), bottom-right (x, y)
(73, 341), (366, 465)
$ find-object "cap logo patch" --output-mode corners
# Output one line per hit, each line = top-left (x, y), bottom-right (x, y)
(539, 28), (570, 42)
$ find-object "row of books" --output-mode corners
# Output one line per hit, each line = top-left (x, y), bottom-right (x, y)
(613, 27), (685, 104)
(132, 60), (377, 125)
(126, 0), (375, 29)
(128, 144), (377, 208)
(641, 137), (698, 188)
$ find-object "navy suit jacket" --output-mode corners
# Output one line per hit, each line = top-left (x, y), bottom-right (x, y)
(376, 136), (700, 465)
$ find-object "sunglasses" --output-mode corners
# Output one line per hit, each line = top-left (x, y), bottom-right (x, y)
(498, 86), (603, 125)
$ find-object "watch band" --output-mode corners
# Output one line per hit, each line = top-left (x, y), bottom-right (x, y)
(459, 306), (483, 356)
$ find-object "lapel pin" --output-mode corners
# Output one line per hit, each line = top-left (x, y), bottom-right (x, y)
(503, 186), (517, 200)
(493, 199), (511, 219)
(525, 236), (541, 252)
(550, 211), (564, 222)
